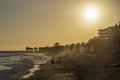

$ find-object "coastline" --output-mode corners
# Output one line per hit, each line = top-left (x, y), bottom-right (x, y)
(22, 64), (40, 79)
(0, 52), (51, 80)
(22, 56), (51, 80)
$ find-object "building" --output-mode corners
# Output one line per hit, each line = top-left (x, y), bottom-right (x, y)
(98, 22), (120, 53)
(98, 26), (113, 45)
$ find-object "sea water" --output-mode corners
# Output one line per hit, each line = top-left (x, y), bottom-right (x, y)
(0, 53), (50, 80)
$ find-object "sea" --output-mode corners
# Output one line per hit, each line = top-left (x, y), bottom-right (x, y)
(0, 52), (50, 80)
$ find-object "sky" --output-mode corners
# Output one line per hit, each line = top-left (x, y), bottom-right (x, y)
(0, 0), (120, 50)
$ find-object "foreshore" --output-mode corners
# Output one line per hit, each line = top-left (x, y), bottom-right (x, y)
(22, 56), (51, 80)
(22, 64), (40, 79)
(23, 59), (77, 80)
(23, 54), (120, 80)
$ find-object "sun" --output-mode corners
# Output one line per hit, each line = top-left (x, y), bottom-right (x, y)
(84, 7), (98, 21)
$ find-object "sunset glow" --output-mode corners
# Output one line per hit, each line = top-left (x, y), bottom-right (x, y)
(0, 0), (120, 50)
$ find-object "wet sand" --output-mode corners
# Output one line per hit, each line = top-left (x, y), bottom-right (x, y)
(22, 65), (40, 79)
(22, 57), (51, 80)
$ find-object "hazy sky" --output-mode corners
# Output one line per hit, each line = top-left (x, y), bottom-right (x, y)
(0, 0), (120, 50)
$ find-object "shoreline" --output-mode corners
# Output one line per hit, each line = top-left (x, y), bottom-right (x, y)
(22, 57), (51, 80)
(23, 57), (78, 80)
(0, 52), (51, 80)
(22, 64), (40, 79)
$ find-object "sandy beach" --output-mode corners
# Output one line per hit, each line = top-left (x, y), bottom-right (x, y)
(23, 60), (77, 80)
(23, 54), (120, 80)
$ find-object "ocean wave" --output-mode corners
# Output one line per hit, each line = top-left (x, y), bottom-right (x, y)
(0, 53), (50, 80)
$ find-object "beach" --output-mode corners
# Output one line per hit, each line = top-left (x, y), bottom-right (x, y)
(23, 59), (77, 80)
(23, 54), (120, 80)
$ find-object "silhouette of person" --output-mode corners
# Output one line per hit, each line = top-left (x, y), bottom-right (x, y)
(51, 56), (55, 64)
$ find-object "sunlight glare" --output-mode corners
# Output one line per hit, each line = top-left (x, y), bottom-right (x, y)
(84, 7), (98, 21)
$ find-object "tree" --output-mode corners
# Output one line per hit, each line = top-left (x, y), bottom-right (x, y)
(26, 47), (33, 51)
(34, 47), (38, 51)
(54, 42), (60, 47)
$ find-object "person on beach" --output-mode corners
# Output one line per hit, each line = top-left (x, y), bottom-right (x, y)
(51, 56), (55, 64)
